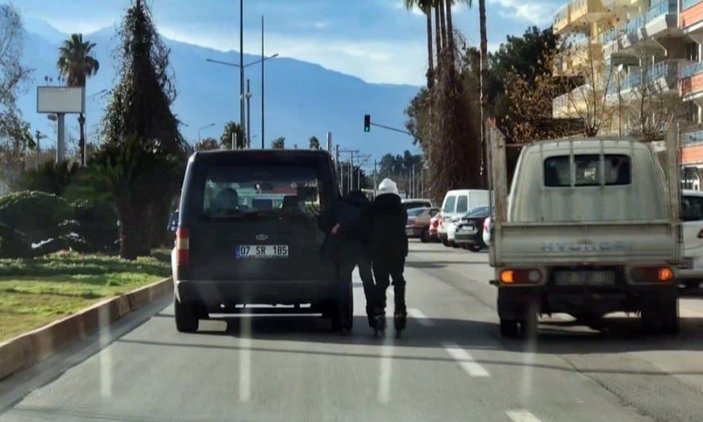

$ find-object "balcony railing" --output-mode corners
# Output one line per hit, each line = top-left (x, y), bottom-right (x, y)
(645, 0), (677, 22)
(682, 62), (703, 79)
(601, 27), (621, 44)
(683, 130), (703, 145)
(601, 0), (676, 44)
(683, 0), (702, 11)
(648, 60), (679, 81)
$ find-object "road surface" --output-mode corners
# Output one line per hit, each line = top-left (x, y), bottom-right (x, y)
(2, 241), (703, 421)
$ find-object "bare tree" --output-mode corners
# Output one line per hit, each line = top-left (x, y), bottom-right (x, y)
(0, 4), (30, 108)
(556, 39), (615, 137)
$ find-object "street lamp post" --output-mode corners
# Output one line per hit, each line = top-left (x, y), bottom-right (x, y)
(198, 122), (216, 142)
(245, 79), (252, 148)
(206, 52), (278, 149)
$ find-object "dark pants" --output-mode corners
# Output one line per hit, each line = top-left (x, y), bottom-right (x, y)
(339, 243), (374, 315)
(372, 256), (406, 314)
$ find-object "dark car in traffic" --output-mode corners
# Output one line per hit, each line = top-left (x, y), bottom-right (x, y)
(171, 150), (350, 332)
(454, 206), (491, 252)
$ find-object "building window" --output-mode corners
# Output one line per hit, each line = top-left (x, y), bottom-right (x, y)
(686, 41), (699, 63)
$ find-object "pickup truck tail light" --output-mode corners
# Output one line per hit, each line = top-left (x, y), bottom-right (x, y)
(631, 266), (673, 283)
(176, 227), (190, 266)
(500, 269), (542, 284)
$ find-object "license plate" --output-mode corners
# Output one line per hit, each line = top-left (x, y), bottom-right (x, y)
(680, 257), (694, 269)
(459, 225), (476, 233)
(236, 245), (288, 259)
(406, 229), (415, 235)
(555, 271), (615, 286)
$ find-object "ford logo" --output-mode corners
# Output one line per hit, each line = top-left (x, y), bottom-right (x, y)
(255, 234), (269, 241)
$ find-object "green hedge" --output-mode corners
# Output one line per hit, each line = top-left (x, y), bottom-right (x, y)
(0, 191), (74, 258)
(71, 200), (119, 254)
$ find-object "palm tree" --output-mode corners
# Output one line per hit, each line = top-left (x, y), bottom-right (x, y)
(220, 121), (245, 149)
(57, 33), (99, 87)
(405, 0), (435, 89)
(272, 137), (286, 149)
(309, 136), (320, 150)
(57, 33), (99, 166)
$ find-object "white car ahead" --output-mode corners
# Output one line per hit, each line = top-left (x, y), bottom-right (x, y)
(482, 216), (491, 248)
(680, 190), (703, 288)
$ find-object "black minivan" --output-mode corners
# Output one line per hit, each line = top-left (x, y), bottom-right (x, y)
(172, 150), (350, 332)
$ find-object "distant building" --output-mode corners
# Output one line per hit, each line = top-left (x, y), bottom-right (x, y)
(553, 0), (703, 188)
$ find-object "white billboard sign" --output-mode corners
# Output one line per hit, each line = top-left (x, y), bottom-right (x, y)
(37, 86), (85, 113)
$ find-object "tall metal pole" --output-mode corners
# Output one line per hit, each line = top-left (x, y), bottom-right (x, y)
(373, 160), (378, 198)
(246, 78), (251, 148)
(410, 164), (413, 198)
(349, 152), (354, 194)
(239, 0), (245, 145)
(56, 113), (65, 162)
(261, 15), (265, 149)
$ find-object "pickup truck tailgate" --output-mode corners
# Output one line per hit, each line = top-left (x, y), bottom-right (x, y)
(492, 222), (679, 266)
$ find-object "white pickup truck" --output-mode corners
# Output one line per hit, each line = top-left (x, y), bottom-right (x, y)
(488, 124), (681, 338)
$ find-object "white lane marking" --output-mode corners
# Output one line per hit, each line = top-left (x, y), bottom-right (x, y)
(239, 316), (252, 402)
(98, 305), (112, 398)
(377, 338), (394, 404)
(444, 343), (490, 377)
(408, 308), (434, 327)
(506, 409), (543, 422)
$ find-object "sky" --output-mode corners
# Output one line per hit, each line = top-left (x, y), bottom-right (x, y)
(13, 0), (563, 86)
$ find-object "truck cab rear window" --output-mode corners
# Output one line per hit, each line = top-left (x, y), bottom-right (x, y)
(544, 154), (631, 187)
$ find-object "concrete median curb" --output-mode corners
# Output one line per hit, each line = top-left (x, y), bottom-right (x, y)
(0, 277), (173, 381)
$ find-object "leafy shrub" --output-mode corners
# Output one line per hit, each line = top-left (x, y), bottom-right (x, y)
(0, 191), (73, 258)
(71, 200), (119, 254)
(13, 160), (80, 196)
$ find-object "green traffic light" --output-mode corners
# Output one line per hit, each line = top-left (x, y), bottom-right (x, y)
(363, 114), (371, 133)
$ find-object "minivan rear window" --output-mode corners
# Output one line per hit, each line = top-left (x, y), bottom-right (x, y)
(544, 154), (631, 187)
(443, 196), (456, 213)
(201, 165), (320, 219)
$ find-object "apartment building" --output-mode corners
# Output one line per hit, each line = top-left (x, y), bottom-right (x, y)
(554, 0), (703, 186)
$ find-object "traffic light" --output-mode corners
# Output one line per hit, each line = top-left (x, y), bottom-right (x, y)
(363, 114), (371, 132)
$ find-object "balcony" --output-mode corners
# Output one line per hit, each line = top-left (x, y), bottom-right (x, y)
(681, 0), (703, 31)
(681, 61), (703, 99)
(683, 130), (703, 146)
(644, 0), (678, 37)
(602, 0), (679, 54)
(608, 60), (683, 96)
(554, 0), (608, 33)
(554, 5), (570, 33)
(553, 85), (592, 119)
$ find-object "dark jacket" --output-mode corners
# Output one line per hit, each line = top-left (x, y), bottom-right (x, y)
(335, 191), (370, 242)
(362, 193), (408, 260)
(319, 191), (370, 258)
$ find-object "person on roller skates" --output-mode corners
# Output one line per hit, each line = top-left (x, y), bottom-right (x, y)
(362, 178), (408, 336)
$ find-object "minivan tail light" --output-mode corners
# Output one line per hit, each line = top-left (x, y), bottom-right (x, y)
(176, 227), (190, 266)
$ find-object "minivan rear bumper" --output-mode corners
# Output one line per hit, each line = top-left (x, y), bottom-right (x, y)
(175, 278), (336, 307)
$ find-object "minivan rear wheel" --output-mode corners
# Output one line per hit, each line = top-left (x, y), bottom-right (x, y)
(175, 298), (199, 333)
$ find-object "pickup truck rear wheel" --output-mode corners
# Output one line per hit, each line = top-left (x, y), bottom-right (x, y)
(641, 294), (679, 335)
(500, 319), (519, 338)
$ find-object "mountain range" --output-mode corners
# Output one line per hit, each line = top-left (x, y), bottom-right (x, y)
(16, 19), (421, 162)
